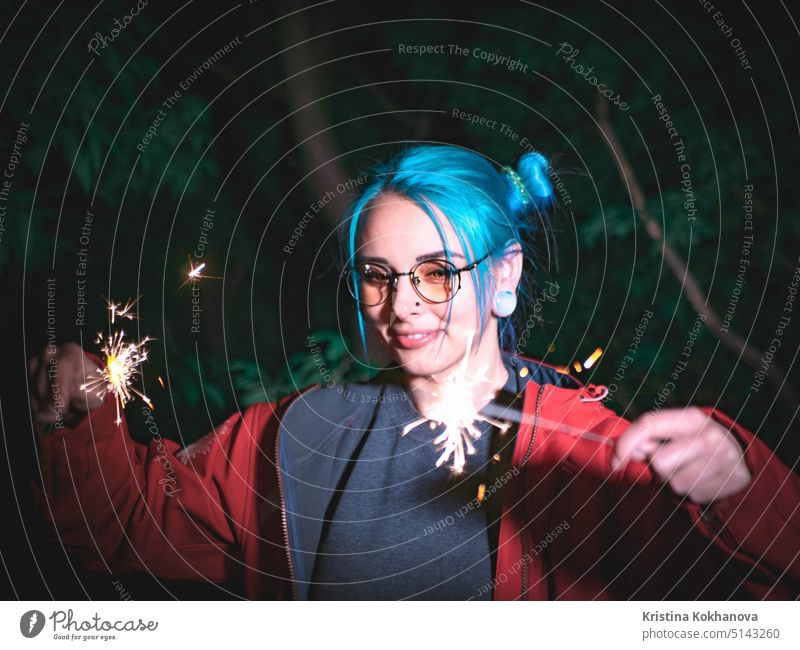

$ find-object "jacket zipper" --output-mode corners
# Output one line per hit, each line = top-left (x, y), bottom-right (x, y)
(274, 385), (321, 601)
(520, 527), (530, 600)
(520, 384), (545, 599)
(521, 384), (545, 465)
(701, 508), (739, 552)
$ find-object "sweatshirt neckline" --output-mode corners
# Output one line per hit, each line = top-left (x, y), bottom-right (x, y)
(383, 352), (520, 438)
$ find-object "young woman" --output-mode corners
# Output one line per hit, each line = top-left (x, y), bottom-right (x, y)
(31, 145), (799, 600)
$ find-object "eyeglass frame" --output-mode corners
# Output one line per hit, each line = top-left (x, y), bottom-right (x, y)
(345, 251), (494, 306)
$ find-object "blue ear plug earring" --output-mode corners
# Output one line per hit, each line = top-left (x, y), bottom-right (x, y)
(494, 290), (517, 317)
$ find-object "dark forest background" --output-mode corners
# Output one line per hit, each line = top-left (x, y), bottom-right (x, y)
(1, 0), (798, 599)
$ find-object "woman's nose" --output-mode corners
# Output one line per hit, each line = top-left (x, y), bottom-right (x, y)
(389, 273), (421, 317)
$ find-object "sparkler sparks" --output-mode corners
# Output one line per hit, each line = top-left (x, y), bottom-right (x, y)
(188, 260), (206, 279)
(564, 347), (604, 374)
(180, 256), (220, 288)
(105, 296), (138, 324)
(80, 329), (153, 425)
(583, 347), (603, 369)
(401, 330), (511, 473)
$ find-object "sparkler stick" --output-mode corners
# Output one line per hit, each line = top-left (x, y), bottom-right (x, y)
(401, 330), (511, 473)
(479, 402), (614, 447)
(479, 399), (662, 487)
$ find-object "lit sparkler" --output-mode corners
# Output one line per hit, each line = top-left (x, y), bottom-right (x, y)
(80, 329), (153, 425)
(401, 330), (511, 473)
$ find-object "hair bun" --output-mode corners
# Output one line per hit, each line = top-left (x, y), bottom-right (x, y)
(506, 151), (555, 212)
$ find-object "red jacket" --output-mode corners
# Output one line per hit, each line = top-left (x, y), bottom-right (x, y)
(34, 356), (800, 599)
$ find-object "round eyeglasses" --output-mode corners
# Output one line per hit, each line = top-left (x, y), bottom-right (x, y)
(346, 252), (492, 307)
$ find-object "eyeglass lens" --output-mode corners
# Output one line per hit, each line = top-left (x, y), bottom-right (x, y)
(349, 260), (458, 305)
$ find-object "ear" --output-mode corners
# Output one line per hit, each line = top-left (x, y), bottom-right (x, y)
(491, 242), (523, 293)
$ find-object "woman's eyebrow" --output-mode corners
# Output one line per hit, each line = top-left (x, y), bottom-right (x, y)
(357, 251), (466, 265)
(416, 250), (465, 261)
(357, 256), (390, 264)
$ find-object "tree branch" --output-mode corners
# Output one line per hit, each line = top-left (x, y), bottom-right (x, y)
(279, 5), (350, 224)
(595, 94), (798, 410)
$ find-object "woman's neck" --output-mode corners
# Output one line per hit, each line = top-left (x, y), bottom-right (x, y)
(403, 345), (510, 418)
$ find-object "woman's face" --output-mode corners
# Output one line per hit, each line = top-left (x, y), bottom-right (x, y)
(356, 193), (495, 378)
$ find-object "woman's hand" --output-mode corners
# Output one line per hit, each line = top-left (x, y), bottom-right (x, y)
(611, 407), (752, 504)
(28, 342), (104, 430)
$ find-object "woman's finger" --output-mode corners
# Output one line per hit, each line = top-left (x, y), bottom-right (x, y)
(34, 409), (63, 425)
(629, 437), (663, 461)
(612, 423), (658, 470)
(36, 350), (52, 401)
(663, 456), (711, 497)
(27, 356), (39, 383)
(647, 433), (708, 482)
(71, 355), (102, 411)
(612, 407), (706, 470)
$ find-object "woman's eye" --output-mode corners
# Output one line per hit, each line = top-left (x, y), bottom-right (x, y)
(363, 269), (390, 283)
(425, 268), (450, 281)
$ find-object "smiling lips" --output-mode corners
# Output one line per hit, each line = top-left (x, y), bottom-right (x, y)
(391, 329), (442, 349)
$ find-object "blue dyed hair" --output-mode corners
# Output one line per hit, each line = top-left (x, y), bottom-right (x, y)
(340, 144), (557, 357)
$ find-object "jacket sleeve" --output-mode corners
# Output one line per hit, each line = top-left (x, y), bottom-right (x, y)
(677, 407), (800, 596)
(611, 406), (800, 599)
(33, 391), (284, 584)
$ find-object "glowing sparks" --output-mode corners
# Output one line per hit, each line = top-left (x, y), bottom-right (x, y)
(583, 347), (604, 369)
(564, 346), (603, 375)
(180, 256), (220, 288)
(476, 483), (487, 503)
(400, 330), (511, 473)
(80, 329), (153, 425)
(105, 297), (138, 324)
(188, 261), (206, 279)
